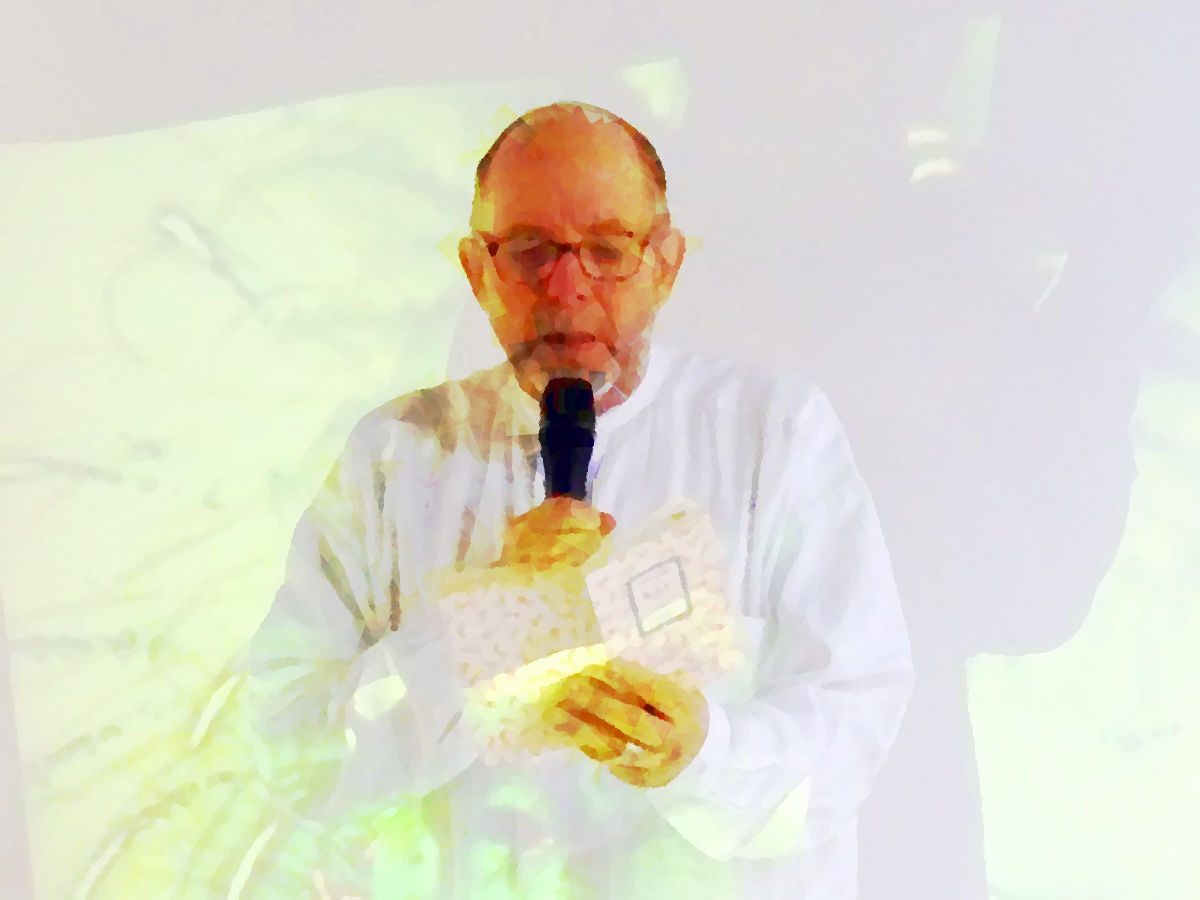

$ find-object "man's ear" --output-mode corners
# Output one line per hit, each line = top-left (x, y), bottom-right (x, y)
(459, 235), (486, 301)
(652, 226), (686, 302)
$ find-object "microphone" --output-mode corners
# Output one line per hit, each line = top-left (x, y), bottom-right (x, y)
(539, 377), (595, 500)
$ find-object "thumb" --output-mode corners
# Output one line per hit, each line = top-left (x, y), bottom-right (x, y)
(599, 512), (617, 535)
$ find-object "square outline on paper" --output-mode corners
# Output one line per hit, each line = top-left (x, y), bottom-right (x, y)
(625, 556), (692, 636)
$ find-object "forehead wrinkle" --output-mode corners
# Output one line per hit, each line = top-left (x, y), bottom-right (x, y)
(482, 165), (656, 237)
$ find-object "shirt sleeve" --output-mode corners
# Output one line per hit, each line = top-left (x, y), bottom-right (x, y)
(646, 387), (915, 861)
(232, 417), (478, 819)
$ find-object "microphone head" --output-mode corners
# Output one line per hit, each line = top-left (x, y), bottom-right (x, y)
(540, 377), (596, 430)
(540, 377), (595, 500)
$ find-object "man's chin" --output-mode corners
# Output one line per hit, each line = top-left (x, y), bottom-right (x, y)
(529, 340), (613, 376)
(519, 341), (616, 392)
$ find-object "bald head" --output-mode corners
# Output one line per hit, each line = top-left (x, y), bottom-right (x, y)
(474, 102), (667, 212)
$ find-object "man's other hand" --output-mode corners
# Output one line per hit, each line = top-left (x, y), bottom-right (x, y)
(538, 658), (710, 788)
(494, 496), (616, 573)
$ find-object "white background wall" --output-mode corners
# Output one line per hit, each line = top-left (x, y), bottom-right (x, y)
(2, 3), (1197, 898)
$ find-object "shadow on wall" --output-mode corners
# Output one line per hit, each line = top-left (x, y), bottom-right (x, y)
(669, 8), (1197, 899)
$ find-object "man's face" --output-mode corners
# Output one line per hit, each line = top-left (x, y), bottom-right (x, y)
(460, 114), (683, 396)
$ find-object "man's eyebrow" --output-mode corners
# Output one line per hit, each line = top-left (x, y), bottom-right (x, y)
(497, 220), (638, 239)
(499, 223), (546, 236)
(588, 219), (636, 234)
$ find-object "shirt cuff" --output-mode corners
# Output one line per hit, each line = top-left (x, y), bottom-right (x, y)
(651, 684), (731, 799)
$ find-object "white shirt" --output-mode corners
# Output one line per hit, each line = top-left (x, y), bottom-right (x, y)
(240, 340), (914, 898)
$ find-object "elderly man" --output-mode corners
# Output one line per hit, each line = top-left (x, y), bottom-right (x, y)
(243, 102), (912, 898)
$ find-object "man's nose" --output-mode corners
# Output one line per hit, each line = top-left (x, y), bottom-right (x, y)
(542, 248), (591, 307)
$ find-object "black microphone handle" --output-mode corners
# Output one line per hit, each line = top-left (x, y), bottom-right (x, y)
(541, 424), (594, 500)
(540, 377), (596, 500)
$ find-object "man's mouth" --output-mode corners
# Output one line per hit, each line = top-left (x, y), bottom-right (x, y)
(541, 331), (599, 348)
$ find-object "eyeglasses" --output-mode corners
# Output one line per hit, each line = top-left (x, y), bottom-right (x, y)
(479, 229), (652, 283)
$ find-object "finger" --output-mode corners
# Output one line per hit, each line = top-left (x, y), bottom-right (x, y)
(559, 687), (670, 750)
(559, 673), (664, 740)
(577, 665), (679, 728)
(607, 759), (675, 788)
(526, 533), (604, 570)
(546, 498), (608, 531)
(525, 541), (598, 572)
(595, 660), (672, 707)
(508, 526), (596, 558)
(605, 762), (649, 786)
(503, 502), (569, 537)
(528, 496), (593, 528)
(588, 672), (670, 729)
(578, 735), (627, 764)
(542, 701), (626, 761)
(573, 663), (643, 702)
(563, 709), (631, 762)
(604, 736), (677, 787)
(541, 515), (604, 538)
(553, 529), (604, 560)
(599, 512), (616, 535)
